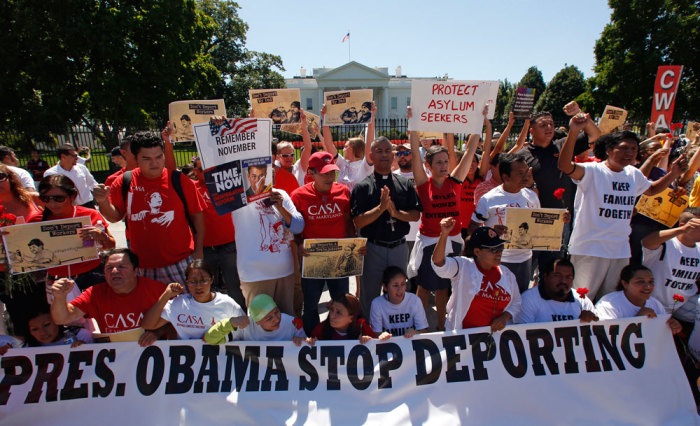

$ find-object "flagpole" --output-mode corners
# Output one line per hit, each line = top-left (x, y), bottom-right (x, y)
(348, 30), (351, 62)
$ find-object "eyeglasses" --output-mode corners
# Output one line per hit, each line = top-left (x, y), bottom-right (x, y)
(67, 153), (78, 158)
(396, 151), (411, 157)
(186, 279), (211, 286)
(481, 246), (504, 254)
(39, 195), (68, 203)
(280, 154), (295, 158)
(0, 173), (8, 182)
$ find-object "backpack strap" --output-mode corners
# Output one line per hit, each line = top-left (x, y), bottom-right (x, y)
(171, 169), (196, 234)
(121, 170), (133, 229)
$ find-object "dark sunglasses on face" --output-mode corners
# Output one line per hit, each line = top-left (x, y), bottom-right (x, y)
(0, 172), (8, 182)
(396, 151), (412, 157)
(39, 195), (68, 203)
(483, 246), (504, 254)
(280, 154), (295, 158)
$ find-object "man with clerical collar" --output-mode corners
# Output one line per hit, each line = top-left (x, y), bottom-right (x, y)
(516, 257), (599, 324)
(351, 136), (422, 314)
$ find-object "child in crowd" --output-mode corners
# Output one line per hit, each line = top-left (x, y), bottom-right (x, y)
(311, 294), (391, 343)
(204, 294), (311, 346)
(370, 266), (429, 337)
(27, 309), (90, 347)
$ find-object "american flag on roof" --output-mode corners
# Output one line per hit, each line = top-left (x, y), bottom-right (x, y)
(342, 32), (350, 43)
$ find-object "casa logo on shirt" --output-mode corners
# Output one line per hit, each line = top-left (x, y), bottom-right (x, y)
(176, 314), (206, 328)
(104, 312), (143, 331)
(307, 202), (342, 216)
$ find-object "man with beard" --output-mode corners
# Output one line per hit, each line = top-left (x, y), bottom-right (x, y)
(515, 258), (598, 324)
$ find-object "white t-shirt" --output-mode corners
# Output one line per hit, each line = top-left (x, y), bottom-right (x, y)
(516, 286), (596, 324)
(369, 293), (429, 335)
(595, 290), (666, 320)
(472, 185), (540, 263)
(231, 189), (304, 282)
(9, 166), (35, 189)
(336, 155), (373, 192)
(569, 162), (651, 258)
(230, 313), (306, 341)
(44, 163), (98, 205)
(643, 237), (700, 313)
(292, 159), (307, 186)
(393, 169), (420, 242)
(161, 292), (244, 339)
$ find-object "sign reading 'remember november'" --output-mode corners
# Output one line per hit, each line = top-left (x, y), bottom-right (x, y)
(193, 118), (273, 214)
(408, 80), (498, 134)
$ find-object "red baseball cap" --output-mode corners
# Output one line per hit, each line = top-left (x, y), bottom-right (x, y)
(308, 152), (340, 174)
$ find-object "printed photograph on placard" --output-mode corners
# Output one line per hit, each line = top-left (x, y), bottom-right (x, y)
(281, 111), (321, 139)
(302, 238), (367, 279)
(242, 158), (273, 202)
(503, 208), (566, 251)
(636, 188), (688, 227)
(2, 217), (97, 274)
(687, 121), (699, 142)
(324, 90), (373, 126)
(598, 105), (629, 134)
(168, 99), (226, 142)
(249, 88), (302, 124)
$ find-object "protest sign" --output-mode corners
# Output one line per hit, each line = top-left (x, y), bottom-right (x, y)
(687, 121), (699, 142)
(598, 105), (629, 134)
(193, 118), (273, 214)
(504, 208), (566, 251)
(2, 217), (97, 274)
(281, 111), (321, 139)
(512, 86), (535, 119)
(0, 317), (695, 425)
(414, 131), (443, 141)
(249, 89), (302, 125)
(408, 80), (498, 134)
(323, 90), (373, 126)
(650, 65), (683, 130)
(302, 238), (366, 278)
(168, 99), (226, 142)
(636, 188), (688, 227)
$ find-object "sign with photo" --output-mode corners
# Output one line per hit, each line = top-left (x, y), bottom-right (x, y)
(249, 88), (302, 124)
(598, 105), (629, 134)
(168, 99), (226, 142)
(281, 111), (321, 139)
(323, 90), (373, 126)
(686, 121), (699, 142)
(408, 80), (498, 134)
(193, 118), (273, 214)
(503, 208), (566, 251)
(302, 238), (367, 279)
(636, 188), (689, 227)
(2, 217), (97, 274)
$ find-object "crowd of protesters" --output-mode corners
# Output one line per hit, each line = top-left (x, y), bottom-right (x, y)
(0, 100), (699, 404)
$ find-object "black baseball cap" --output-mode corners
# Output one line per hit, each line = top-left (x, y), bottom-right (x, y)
(109, 147), (123, 158)
(470, 227), (508, 248)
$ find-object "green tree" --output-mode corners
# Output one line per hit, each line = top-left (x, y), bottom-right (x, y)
(535, 65), (586, 120)
(581, 0), (699, 122)
(504, 66), (546, 119)
(494, 79), (514, 124)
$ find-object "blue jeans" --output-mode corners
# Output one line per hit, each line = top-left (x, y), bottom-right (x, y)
(301, 277), (349, 336)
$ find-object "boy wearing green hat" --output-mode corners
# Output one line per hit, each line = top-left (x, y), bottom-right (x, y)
(204, 294), (311, 346)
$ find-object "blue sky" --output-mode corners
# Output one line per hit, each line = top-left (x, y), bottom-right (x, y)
(238, 0), (613, 83)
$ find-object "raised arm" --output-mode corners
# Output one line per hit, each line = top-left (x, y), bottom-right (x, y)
(320, 104), (337, 157)
(432, 218), (455, 267)
(491, 111), (514, 158)
(508, 117), (530, 154)
(638, 148), (669, 178)
(642, 219), (700, 250)
(92, 185), (125, 222)
(299, 110), (312, 173)
(658, 134), (674, 171)
(680, 145), (700, 187)
(365, 102), (377, 163)
(445, 133), (457, 172)
(50, 279), (86, 325)
(407, 107), (428, 186)
(451, 134), (480, 182)
(645, 155), (688, 195)
(557, 113), (589, 181)
(142, 283), (183, 330)
(161, 123), (178, 171)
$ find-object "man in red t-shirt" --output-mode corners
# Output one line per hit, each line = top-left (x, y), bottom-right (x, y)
(93, 132), (205, 284)
(50, 249), (167, 346)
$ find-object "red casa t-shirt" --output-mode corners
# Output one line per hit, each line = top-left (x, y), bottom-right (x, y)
(70, 276), (166, 333)
(28, 206), (108, 277)
(274, 167), (300, 197)
(195, 181), (235, 247)
(417, 176), (462, 237)
(105, 168), (126, 187)
(291, 182), (351, 240)
(462, 265), (511, 329)
(459, 177), (482, 229)
(109, 168), (205, 268)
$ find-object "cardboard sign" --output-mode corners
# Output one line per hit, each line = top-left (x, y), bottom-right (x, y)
(512, 87), (535, 119)
(636, 188), (688, 227)
(651, 65), (683, 130)
(281, 111), (321, 139)
(408, 80), (498, 134)
(686, 121), (699, 142)
(323, 90), (373, 126)
(193, 118), (273, 214)
(168, 99), (226, 142)
(598, 105), (629, 134)
(302, 238), (367, 278)
(504, 208), (566, 251)
(2, 217), (98, 274)
(249, 88), (302, 124)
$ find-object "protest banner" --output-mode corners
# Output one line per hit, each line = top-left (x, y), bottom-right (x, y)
(323, 90), (373, 126)
(302, 238), (366, 279)
(504, 208), (566, 251)
(1, 217), (97, 274)
(650, 65), (683, 130)
(193, 118), (273, 214)
(512, 86), (535, 119)
(0, 317), (696, 425)
(598, 105), (629, 134)
(281, 111), (321, 139)
(408, 80), (498, 134)
(249, 89), (302, 125)
(168, 100), (227, 142)
(687, 121), (699, 142)
(636, 188), (689, 227)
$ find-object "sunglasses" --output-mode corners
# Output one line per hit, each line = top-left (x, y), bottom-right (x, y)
(280, 154), (295, 158)
(39, 195), (68, 203)
(0, 172), (8, 182)
(396, 151), (411, 157)
(481, 246), (504, 254)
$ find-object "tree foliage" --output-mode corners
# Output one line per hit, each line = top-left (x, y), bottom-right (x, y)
(494, 79), (514, 123)
(535, 65), (586, 120)
(581, 0), (699, 122)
